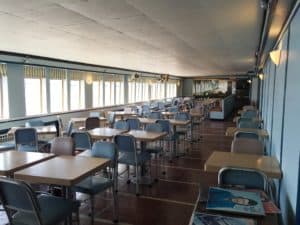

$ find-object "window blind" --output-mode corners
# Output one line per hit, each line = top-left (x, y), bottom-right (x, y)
(0, 63), (7, 76)
(24, 65), (45, 79)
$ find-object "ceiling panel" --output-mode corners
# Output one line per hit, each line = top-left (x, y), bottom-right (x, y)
(0, 0), (266, 76)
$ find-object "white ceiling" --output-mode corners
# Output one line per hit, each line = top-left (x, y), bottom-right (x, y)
(0, 0), (264, 77)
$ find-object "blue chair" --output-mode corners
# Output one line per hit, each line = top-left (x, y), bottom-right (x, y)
(114, 120), (129, 130)
(0, 177), (75, 225)
(218, 167), (273, 200)
(114, 134), (151, 195)
(126, 118), (141, 130)
(0, 129), (14, 152)
(89, 111), (101, 117)
(142, 105), (151, 117)
(74, 141), (118, 224)
(63, 120), (74, 136)
(168, 106), (178, 113)
(174, 112), (191, 154)
(25, 119), (44, 127)
(106, 112), (115, 128)
(148, 111), (162, 119)
(14, 128), (40, 152)
(145, 123), (164, 179)
(238, 120), (260, 129)
(241, 110), (257, 119)
(234, 131), (259, 140)
(231, 138), (264, 155)
(71, 131), (92, 152)
(156, 120), (178, 163)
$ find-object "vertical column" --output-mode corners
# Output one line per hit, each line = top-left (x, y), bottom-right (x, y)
(6, 63), (26, 118)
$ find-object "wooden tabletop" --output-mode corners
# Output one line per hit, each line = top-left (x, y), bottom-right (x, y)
(127, 130), (167, 141)
(14, 155), (110, 186)
(88, 127), (127, 140)
(225, 127), (269, 138)
(0, 151), (55, 177)
(169, 119), (191, 126)
(138, 118), (157, 124)
(189, 112), (203, 118)
(204, 151), (282, 179)
(8, 126), (57, 135)
(114, 111), (137, 116)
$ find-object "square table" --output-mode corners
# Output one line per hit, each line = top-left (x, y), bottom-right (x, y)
(0, 150), (55, 177)
(14, 155), (110, 186)
(225, 127), (269, 138)
(88, 127), (127, 141)
(113, 111), (137, 120)
(204, 151), (282, 179)
(126, 130), (167, 142)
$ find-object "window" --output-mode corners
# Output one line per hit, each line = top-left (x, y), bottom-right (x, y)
(141, 81), (149, 101)
(24, 65), (47, 115)
(49, 68), (67, 113)
(92, 74), (104, 107)
(104, 75), (114, 106)
(151, 82), (165, 100)
(69, 71), (85, 110)
(0, 63), (9, 119)
(166, 80), (177, 98)
(115, 75), (124, 105)
(128, 79), (135, 103)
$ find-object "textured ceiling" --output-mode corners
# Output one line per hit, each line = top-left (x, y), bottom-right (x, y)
(0, 0), (264, 77)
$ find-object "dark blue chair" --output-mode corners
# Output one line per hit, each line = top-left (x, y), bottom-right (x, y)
(0, 177), (75, 225)
(25, 119), (44, 127)
(238, 120), (260, 129)
(74, 141), (118, 224)
(156, 119), (178, 162)
(148, 111), (162, 119)
(71, 131), (92, 152)
(106, 112), (115, 128)
(126, 118), (141, 130)
(114, 120), (129, 130)
(145, 123), (164, 179)
(14, 128), (39, 152)
(174, 112), (191, 154)
(241, 110), (257, 119)
(234, 131), (260, 139)
(115, 134), (151, 195)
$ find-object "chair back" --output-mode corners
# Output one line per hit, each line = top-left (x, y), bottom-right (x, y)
(114, 134), (136, 153)
(156, 119), (171, 133)
(114, 120), (129, 130)
(91, 141), (118, 168)
(231, 138), (264, 155)
(148, 111), (162, 119)
(218, 167), (268, 193)
(65, 121), (73, 136)
(142, 105), (151, 117)
(85, 117), (100, 130)
(238, 120), (260, 129)
(126, 118), (140, 130)
(241, 110), (257, 119)
(25, 119), (44, 127)
(50, 137), (75, 156)
(168, 106), (178, 113)
(71, 131), (92, 151)
(175, 112), (191, 120)
(145, 123), (163, 132)
(107, 112), (116, 127)
(234, 131), (259, 140)
(14, 128), (38, 152)
(0, 177), (42, 225)
(157, 102), (165, 110)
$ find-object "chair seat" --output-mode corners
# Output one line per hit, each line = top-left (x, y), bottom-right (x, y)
(74, 176), (113, 195)
(0, 141), (15, 151)
(13, 194), (74, 225)
(119, 152), (151, 165)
